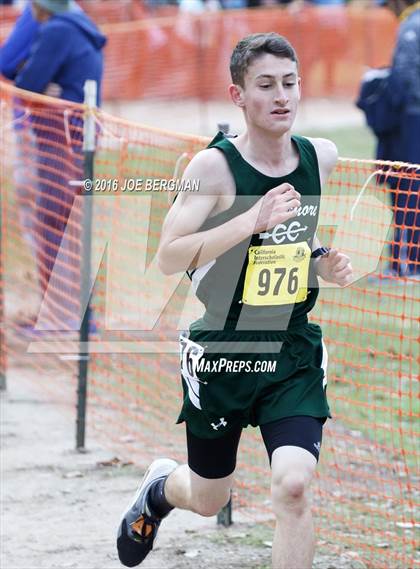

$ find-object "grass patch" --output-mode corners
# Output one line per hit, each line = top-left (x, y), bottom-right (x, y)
(302, 125), (376, 160)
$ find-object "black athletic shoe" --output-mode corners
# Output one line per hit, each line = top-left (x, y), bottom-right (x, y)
(117, 458), (178, 567)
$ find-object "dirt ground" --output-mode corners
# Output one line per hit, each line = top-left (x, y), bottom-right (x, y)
(2, 368), (369, 569)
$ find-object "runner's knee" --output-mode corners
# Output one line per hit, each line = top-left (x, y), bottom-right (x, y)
(191, 489), (231, 517)
(271, 447), (316, 515)
(271, 471), (310, 516)
(273, 471), (306, 500)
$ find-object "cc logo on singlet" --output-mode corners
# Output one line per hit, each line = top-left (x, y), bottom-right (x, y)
(259, 221), (308, 244)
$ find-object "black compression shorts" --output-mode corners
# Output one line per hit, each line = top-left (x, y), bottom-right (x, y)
(186, 415), (325, 479)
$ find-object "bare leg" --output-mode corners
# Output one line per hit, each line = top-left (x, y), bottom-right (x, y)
(271, 446), (317, 569)
(165, 464), (234, 517)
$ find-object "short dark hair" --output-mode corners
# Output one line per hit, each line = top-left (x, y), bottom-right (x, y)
(230, 33), (298, 87)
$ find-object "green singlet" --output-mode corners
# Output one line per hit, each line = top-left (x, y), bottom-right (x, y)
(177, 132), (331, 439)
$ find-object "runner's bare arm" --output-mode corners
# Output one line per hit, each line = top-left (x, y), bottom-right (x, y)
(310, 136), (338, 257)
(310, 138), (353, 286)
(308, 137), (338, 187)
(157, 149), (301, 275)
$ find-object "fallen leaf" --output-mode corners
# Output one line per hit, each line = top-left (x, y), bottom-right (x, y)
(343, 551), (360, 559)
(97, 457), (133, 468)
(63, 471), (83, 479)
(184, 550), (199, 558)
(119, 435), (136, 443)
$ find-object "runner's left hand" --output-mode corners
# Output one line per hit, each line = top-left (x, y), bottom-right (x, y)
(315, 249), (353, 287)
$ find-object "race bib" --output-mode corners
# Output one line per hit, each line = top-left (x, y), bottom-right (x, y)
(242, 241), (310, 306)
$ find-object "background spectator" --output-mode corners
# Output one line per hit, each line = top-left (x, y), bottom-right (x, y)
(0, 2), (40, 264)
(11, 0), (106, 330)
(358, 0), (419, 279)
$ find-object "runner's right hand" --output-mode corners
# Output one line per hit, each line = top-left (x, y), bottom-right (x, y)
(248, 183), (301, 234)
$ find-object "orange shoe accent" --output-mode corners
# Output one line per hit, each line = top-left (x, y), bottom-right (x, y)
(131, 515), (153, 539)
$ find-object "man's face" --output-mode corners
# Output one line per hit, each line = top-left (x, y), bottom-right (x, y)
(235, 54), (301, 135)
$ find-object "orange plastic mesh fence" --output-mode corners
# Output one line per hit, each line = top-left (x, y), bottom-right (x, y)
(1, 6), (397, 101)
(99, 6), (398, 101)
(1, 84), (419, 569)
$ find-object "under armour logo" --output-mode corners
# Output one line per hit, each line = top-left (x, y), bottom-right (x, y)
(211, 418), (227, 431)
(313, 442), (321, 453)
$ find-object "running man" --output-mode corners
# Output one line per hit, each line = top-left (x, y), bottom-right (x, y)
(117, 32), (353, 569)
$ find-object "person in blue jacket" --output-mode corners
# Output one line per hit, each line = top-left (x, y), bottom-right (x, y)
(15, 0), (105, 105)
(0, 2), (39, 80)
(358, 0), (419, 279)
(0, 2), (40, 264)
(3, 0), (106, 331)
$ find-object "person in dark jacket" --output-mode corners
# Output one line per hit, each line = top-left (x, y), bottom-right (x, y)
(383, 0), (419, 279)
(12, 0), (106, 331)
(358, 0), (419, 279)
(377, 0), (420, 165)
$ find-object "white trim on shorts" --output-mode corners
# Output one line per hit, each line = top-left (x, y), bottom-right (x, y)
(321, 339), (328, 390)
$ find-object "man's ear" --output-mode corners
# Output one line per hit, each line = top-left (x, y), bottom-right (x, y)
(297, 76), (302, 101)
(229, 84), (245, 107)
(32, 4), (52, 22)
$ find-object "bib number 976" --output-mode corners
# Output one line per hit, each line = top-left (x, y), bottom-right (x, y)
(258, 266), (299, 296)
(242, 242), (310, 306)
